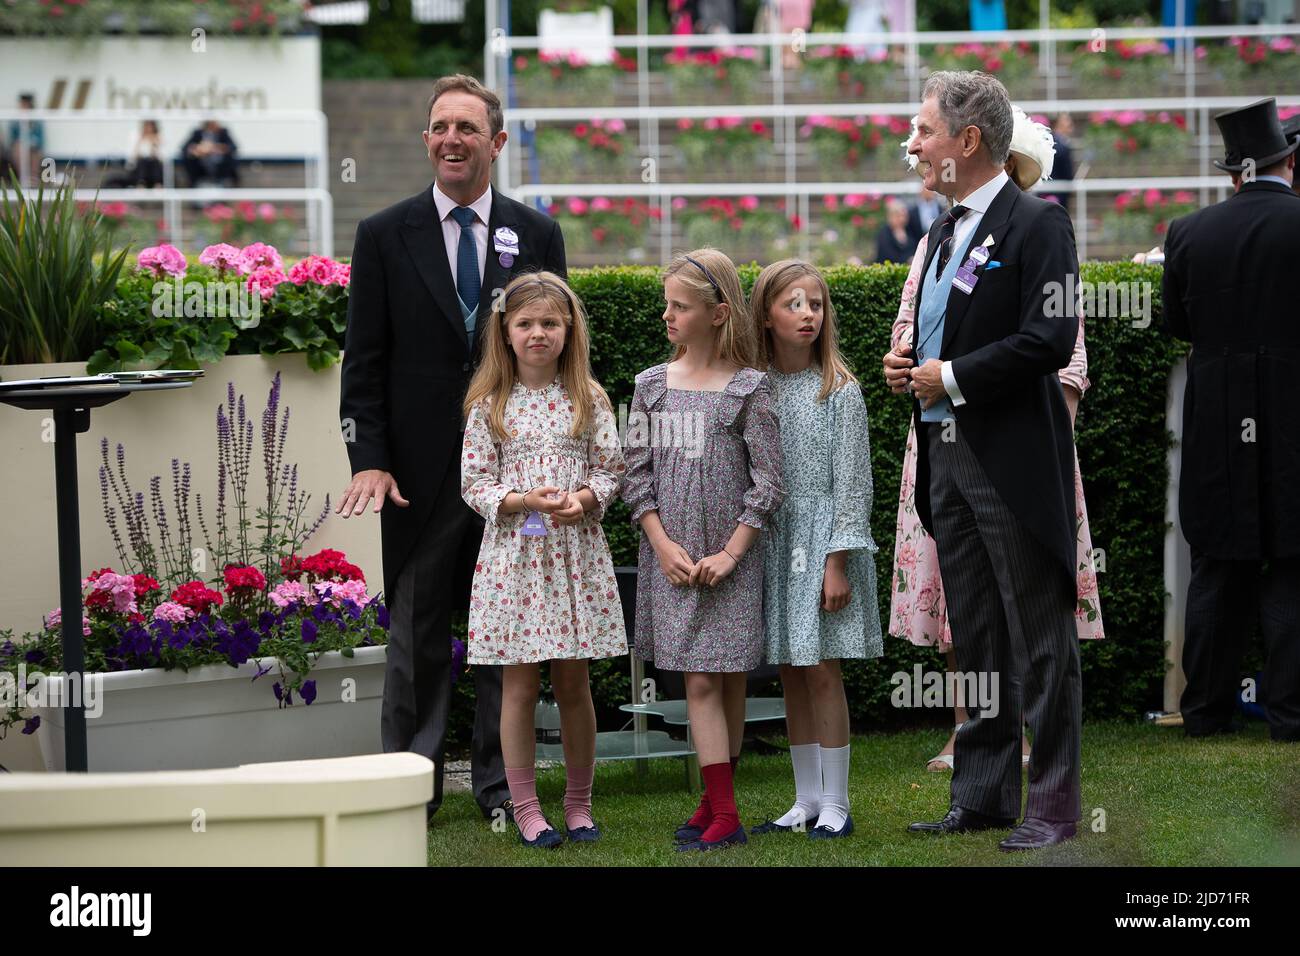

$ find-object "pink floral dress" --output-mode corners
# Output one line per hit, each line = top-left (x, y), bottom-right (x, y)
(461, 380), (628, 665)
(888, 234), (1105, 650)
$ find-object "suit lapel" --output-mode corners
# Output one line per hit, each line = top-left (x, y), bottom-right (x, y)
(482, 186), (523, 311)
(399, 184), (468, 350)
(940, 179), (1020, 355)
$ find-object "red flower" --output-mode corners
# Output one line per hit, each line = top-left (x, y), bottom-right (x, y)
(223, 564), (267, 592)
(280, 554), (305, 582)
(132, 574), (160, 598)
(574, 123), (589, 138)
(172, 581), (224, 615)
(299, 548), (364, 583)
(85, 589), (112, 612)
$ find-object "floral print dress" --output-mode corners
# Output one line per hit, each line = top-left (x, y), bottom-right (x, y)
(762, 367), (882, 666)
(622, 364), (785, 672)
(461, 379), (628, 665)
(887, 233), (1105, 650)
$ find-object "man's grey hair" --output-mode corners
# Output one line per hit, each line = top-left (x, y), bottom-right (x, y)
(922, 71), (1014, 166)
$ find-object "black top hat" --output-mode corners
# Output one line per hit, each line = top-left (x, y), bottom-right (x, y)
(1213, 98), (1300, 172)
(1283, 112), (1300, 142)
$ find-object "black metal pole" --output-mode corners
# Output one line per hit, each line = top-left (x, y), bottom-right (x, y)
(52, 407), (88, 772)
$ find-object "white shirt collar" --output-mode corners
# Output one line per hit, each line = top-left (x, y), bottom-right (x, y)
(432, 181), (493, 225)
(955, 169), (1010, 214)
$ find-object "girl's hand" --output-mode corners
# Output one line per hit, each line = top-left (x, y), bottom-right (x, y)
(522, 486), (567, 513)
(821, 559), (852, 613)
(551, 493), (585, 526)
(690, 551), (737, 588)
(654, 539), (696, 587)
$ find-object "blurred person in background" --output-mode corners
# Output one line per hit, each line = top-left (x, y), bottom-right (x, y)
(182, 119), (238, 187)
(7, 93), (45, 186)
(876, 198), (916, 263)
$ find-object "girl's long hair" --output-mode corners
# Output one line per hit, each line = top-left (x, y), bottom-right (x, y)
(660, 247), (759, 369)
(462, 270), (611, 440)
(750, 259), (858, 402)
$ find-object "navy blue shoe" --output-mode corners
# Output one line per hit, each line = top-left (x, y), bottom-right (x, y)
(566, 824), (602, 843)
(520, 827), (564, 849)
(808, 813), (854, 841)
(674, 821), (705, 843)
(675, 824), (748, 852)
(750, 815), (818, 835)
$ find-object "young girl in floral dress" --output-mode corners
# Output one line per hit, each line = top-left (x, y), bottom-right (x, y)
(749, 260), (881, 840)
(461, 271), (627, 848)
(623, 248), (785, 852)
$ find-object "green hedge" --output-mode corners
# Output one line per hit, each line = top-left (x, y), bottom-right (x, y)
(84, 261), (1185, 742)
(562, 262), (1185, 737)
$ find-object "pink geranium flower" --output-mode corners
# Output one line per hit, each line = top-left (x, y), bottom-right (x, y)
(152, 601), (194, 624)
(44, 607), (92, 636)
(199, 243), (242, 274)
(234, 242), (284, 276)
(270, 580), (311, 608)
(137, 244), (187, 278)
(287, 255), (346, 286)
(246, 265), (288, 300)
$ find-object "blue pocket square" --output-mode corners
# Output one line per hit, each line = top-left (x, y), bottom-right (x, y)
(985, 260), (1002, 270)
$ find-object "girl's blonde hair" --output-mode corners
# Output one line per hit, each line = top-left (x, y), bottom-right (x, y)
(462, 270), (611, 441)
(660, 247), (759, 369)
(750, 259), (858, 402)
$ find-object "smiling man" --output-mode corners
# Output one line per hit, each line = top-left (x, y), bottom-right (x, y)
(337, 74), (567, 824)
(882, 71), (1082, 851)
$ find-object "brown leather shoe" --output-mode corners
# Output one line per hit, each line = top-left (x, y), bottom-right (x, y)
(998, 817), (1077, 851)
(908, 805), (1016, 834)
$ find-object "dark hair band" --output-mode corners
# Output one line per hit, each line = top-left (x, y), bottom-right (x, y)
(683, 254), (722, 295)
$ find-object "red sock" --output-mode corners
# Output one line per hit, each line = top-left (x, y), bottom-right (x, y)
(505, 766), (552, 842)
(699, 761), (740, 842)
(563, 764), (595, 831)
(686, 788), (712, 829)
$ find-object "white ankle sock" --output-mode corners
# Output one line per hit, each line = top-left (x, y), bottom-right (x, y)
(816, 745), (851, 831)
(774, 742), (822, 827)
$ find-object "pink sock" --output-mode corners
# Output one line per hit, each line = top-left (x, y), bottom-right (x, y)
(505, 766), (552, 842)
(563, 764), (596, 831)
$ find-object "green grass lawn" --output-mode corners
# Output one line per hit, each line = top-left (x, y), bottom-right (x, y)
(426, 720), (1300, 866)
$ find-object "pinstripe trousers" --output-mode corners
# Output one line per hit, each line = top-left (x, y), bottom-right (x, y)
(927, 424), (1082, 822)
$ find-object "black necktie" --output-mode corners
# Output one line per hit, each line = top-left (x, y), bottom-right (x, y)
(934, 204), (969, 279)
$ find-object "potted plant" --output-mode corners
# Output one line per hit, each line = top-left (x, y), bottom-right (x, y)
(0, 373), (391, 772)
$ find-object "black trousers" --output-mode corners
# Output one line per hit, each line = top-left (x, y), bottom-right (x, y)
(1181, 550), (1300, 741)
(382, 461), (508, 815)
(927, 425), (1082, 822)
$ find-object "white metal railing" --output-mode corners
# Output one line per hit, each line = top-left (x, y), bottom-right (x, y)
(483, 21), (1300, 105)
(0, 109), (333, 256)
(497, 93), (1296, 263)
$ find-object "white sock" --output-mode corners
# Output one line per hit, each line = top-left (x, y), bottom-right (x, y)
(774, 742), (822, 827)
(816, 745), (851, 832)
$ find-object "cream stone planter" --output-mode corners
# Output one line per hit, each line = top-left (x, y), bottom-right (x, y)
(36, 645), (386, 772)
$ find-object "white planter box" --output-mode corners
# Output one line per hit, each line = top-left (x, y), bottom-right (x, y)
(36, 645), (387, 772)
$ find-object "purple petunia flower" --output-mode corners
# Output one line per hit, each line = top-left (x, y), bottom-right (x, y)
(251, 660), (272, 681)
(299, 680), (317, 705)
(21, 716), (41, 735)
(24, 649), (45, 665)
(451, 638), (466, 686)
(273, 682), (283, 701)
(301, 618), (317, 644)
(376, 604), (390, 629)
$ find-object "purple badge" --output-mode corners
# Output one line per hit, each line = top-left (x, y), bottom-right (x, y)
(499, 251), (515, 268)
(520, 511), (548, 535)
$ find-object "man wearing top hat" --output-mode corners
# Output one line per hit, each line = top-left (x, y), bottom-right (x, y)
(1162, 97), (1300, 743)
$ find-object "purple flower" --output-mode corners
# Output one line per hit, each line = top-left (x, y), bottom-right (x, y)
(300, 680), (317, 705)
(273, 682), (283, 701)
(21, 716), (41, 735)
(341, 599), (362, 620)
(376, 604), (390, 629)
(251, 660), (272, 681)
(258, 610), (277, 634)
(301, 618), (317, 644)
(24, 649), (45, 665)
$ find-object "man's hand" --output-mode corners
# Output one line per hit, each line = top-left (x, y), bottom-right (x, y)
(883, 347), (915, 395)
(337, 469), (409, 517)
(910, 358), (947, 409)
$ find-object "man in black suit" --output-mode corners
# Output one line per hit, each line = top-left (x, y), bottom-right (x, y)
(337, 74), (568, 820)
(1163, 97), (1300, 743)
(883, 71), (1082, 850)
